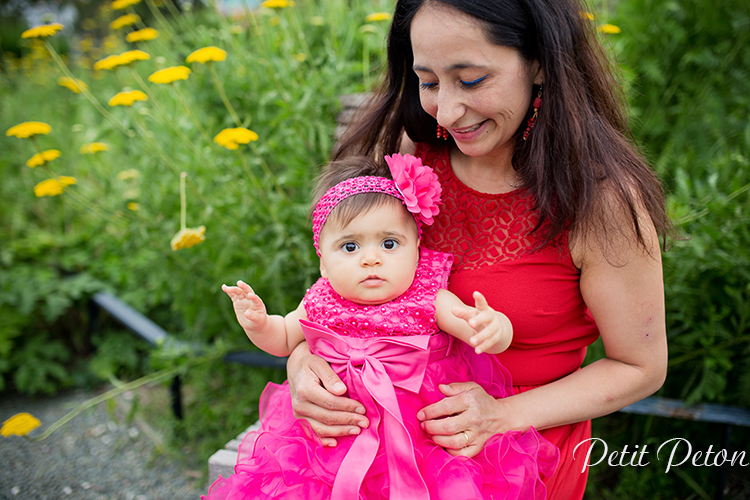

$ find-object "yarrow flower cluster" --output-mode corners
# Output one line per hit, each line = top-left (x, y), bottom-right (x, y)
(111, 0), (142, 10)
(148, 66), (191, 84)
(126, 28), (159, 43)
(1, 413), (41, 437)
(58, 76), (88, 94)
(385, 153), (442, 225)
(27, 149), (61, 168)
(261, 0), (295, 8)
(21, 23), (64, 39)
(6, 121), (51, 139)
(108, 89), (148, 107)
(34, 177), (77, 197)
(598, 24), (621, 34)
(365, 12), (392, 22)
(95, 50), (150, 71)
(186, 46), (227, 64)
(110, 14), (140, 30)
(171, 226), (206, 251)
(80, 142), (110, 154)
(214, 127), (258, 150)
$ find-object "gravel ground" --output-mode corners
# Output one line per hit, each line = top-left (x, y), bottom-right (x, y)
(0, 388), (206, 500)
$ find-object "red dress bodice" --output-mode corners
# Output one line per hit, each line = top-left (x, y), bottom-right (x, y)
(416, 142), (599, 500)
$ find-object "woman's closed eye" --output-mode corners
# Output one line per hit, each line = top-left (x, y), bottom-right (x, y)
(381, 239), (399, 250)
(419, 81), (438, 90)
(460, 75), (487, 88)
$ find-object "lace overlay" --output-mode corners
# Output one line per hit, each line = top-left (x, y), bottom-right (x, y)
(416, 143), (557, 272)
(303, 248), (453, 339)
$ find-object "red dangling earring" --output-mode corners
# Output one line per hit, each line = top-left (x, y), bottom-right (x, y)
(523, 84), (543, 141)
(436, 124), (448, 140)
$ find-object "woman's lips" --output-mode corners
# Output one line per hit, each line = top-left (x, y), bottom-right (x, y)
(450, 120), (488, 140)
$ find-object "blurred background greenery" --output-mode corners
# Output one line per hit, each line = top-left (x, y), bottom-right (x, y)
(1, 0), (748, 497)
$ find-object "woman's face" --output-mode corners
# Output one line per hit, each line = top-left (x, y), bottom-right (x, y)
(410, 3), (542, 160)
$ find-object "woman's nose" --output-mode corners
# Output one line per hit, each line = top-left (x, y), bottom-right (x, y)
(436, 87), (463, 128)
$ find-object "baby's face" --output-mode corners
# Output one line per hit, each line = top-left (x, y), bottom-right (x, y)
(318, 201), (420, 305)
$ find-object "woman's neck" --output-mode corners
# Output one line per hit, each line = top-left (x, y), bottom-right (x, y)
(448, 145), (521, 194)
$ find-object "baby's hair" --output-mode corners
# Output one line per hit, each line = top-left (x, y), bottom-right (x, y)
(310, 156), (410, 235)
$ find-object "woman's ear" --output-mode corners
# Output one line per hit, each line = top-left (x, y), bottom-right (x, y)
(532, 59), (544, 85)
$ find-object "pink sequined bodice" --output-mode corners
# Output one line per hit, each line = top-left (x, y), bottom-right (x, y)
(303, 248), (453, 339)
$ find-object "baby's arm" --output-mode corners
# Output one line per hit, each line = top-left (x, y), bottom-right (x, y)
(435, 290), (512, 354)
(221, 280), (306, 357)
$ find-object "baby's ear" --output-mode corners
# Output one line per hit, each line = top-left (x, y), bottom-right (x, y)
(319, 261), (328, 279)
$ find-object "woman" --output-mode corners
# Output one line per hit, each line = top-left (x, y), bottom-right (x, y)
(286, 0), (670, 497)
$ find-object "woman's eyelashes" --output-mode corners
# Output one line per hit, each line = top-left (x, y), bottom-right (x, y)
(460, 75), (487, 88)
(418, 75), (488, 90)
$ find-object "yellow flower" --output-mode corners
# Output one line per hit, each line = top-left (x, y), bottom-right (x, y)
(148, 66), (191, 84)
(110, 14), (140, 30)
(170, 226), (206, 251)
(126, 28), (159, 42)
(186, 46), (227, 64)
(27, 149), (61, 168)
(21, 23), (64, 39)
(598, 24), (621, 34)
(294, 53), (306, 62)
(58, 76), (88, 93)
(214, 127), (259, 150)
(94, 50), (149, 71)
(261, 0), (294, 8)
(581, 11), (595, 20)
(365, 12), (392, 23)
(94, 54), (121, 71)
(1, 413), (41, 437)
(127, 202), (140, 211)
(268, 16), (280, 27)
(111, 0), (142, 10)
(108, 89), (148, 106)
(118, 49), (150, 64)
(6, 121), (52, 139)
(80, 142), (110, 154)
(34, 177), (77, 197)
(116, 168), (141, 180)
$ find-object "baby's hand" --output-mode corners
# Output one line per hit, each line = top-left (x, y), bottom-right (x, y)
(452, 291), (510, 354)
(221, 280), (268, 332)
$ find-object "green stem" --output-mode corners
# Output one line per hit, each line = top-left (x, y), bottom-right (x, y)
(143, 0), (181, 44)
(209, 63), (242, 127)
(26, 366), (181, 442)
(44, 41), (131, 137)
(180, 171), (187, 230)
(172, 84), (212, 143)
(677, 180), (750, 225)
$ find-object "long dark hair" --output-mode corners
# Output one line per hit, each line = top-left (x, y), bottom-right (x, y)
(333, 0), (671, 253)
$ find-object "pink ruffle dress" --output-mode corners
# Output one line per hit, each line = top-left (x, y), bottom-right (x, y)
(204, 248), (559, 500)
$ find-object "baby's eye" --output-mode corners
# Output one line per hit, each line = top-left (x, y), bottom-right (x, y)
(382, 239), (399, 250)
(342, 242), (359, 253)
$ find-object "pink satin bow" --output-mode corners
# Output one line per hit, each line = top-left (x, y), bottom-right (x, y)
(300, 319), (431, 500)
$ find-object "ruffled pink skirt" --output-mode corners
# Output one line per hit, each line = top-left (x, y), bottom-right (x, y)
(204, 332), (558, 500)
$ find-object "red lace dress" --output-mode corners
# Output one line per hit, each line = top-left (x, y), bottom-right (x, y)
(416, 142), (600, 500)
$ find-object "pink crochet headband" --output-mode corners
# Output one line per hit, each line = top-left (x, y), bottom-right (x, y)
(312, 153), (442, 255)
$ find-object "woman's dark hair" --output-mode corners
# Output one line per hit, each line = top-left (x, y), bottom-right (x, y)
(332, 0), (671, 253)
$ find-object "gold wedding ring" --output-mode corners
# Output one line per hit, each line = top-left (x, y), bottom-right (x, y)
(461, 431), (470, 447)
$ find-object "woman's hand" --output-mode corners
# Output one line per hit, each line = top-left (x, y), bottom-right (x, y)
(417, 381), (512, 458)
(287, 341), (369, 447)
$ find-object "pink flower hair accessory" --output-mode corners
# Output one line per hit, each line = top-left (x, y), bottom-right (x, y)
(312, 156), (442, 256)
(385, 153), (442, 226)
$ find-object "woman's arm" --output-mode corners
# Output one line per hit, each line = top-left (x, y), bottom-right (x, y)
(417, 200), (668, 457)
(286, 341), (370, 446)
